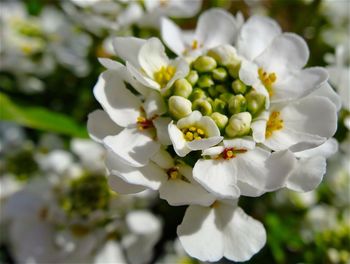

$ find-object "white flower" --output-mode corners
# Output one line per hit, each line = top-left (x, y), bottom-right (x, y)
(161, 8), (243, 58)
(168, 111), (223, 157)
(113, 37), (189, 93)
(177, 200), (266, 262)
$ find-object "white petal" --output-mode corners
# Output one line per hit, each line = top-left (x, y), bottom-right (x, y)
(218, 205), (267, 262)
(94, 241), (126, 264)
(273, 67), (328, 102)
(187, 136), (223, 151)
(177, 205), (224, 262)
(294, 138), (338, 159)
(161, 17), (186, 56)
(126, 61), (161, 90)
(286, 156), (326, 192)
(108, 174), (146, 194)
(162, 58), (190, 93)
(195, 8), (238, 49)
(223, 137), (256, 150)
(255, 33), (309, 77)
(168, 122), (190, 157)
(93, 70), (141, 127)
(177, 110), (202, 129)
(98, 58), (124, 71)
(193, 159), (240, 199)
(113, 37), (145, 67)
(106, 151), (166, 190)
(251, 118), (267, 143)
(153, 117), (172, 146)
(87, 110), (122, 143)
(160, 178), (216, 207)
(126, 210), (161, 235)
(103, 128), (160, 167)
(138, 37), (169, 78)
(200, 116), (221, 137)
(237, 15), (282, 60)
(239, 59), (260, 86)
(151, 148), (174, 169)
(309, 82), (341, 111)
(143, 91), (167, 118)
(237, 181), (265, 197)
(202, 146), (225, 156)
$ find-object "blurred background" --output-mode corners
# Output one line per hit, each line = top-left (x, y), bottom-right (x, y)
(0, 0), (349, 263)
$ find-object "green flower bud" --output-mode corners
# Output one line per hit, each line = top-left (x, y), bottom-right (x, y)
(215, 84), (229, 94)
(212, 98), (227, 114)
(245, 91), (266, 116)
(212, 67), (228, 82)
(227, 62), (241, 79)
(228, 94), (247, 115)
(169, 96), (192, 119)
(190, 88), (207, 101)
(174, 78), (193, 98)
(231, 79), (247, 94)
(198, 75), (214, 88)
(192, 99), (213, 116)
(186, 70), (199, 86)
(211, 112), (228, 130)
(219, 92), (234, 103)
(225, 112), (252, 138)
(193, 55), (217, 72)
(208, 86), (219, 97)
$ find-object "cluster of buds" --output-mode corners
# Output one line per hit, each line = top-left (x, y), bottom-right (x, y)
(166, 48), (265, 139)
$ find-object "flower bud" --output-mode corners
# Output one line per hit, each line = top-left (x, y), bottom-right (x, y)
(215, 84), (228, 94)
(211, 112), (228, 130)
(198, 75), (214, 88)
(174, 78), (193, 98)
(227, 62), (241, 79)
(192, 99), (213, 116)
(212, 67), (228, 82)
(208, 86), (219, 97)
(169, 96), (192, 119)
(190, 88), (207, 101)
(207, 45), (240, 66)
(186, 70), (199, 86)
(231, 79), (247, 94)
(228, 94), (247, 115)
(225, 112), (252, 137)
(212, 98), (227, 114)
(219, 92), (234, 103)
(245, 91), (266, 116)
(193, 55), (217, 72)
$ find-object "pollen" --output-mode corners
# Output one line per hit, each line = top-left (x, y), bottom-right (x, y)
(265, 111), (284, 138)
(181, 126), (207, 141)
(220, 147), (247, 160)
(258, 68), (277, 97)
(137, 116), (154, 130)
(191, 39), (199, 50)
(154, 65), (176, 87)
(167, 167), (180, 180)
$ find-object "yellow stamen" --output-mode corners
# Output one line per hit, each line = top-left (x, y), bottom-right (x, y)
(181, 126), (207, 141)
(258, 68), (277, 97)
(266, 111), (284, 138)
(191, 40), (199, 50)
(154, 65), (176, 87)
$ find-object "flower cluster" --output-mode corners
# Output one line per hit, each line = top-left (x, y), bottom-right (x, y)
(88, 8), (339, 262)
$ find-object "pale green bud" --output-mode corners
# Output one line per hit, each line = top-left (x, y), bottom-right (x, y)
(169, 96), (192, 119)
(208, 86), (219, 97)
(219, 92), (234, 103)
(227, 62), (241, 79)
(193, 56), (217, 72)
(225, 112), (252, 137)
(198, 75), (214, 88)
(211, 112), (228, 130)
(228, 94), (247, 115)
(215, 84), (229, 94)
(245, 91), (266, 116)
(231, 79), (247, 94)
(174, 78), (193, 98)
(212, 98), (227, 114)
(212, 67), (228, 82)
(192, 99), (213, 116)
(186, 70), (199, 86)
(190, 88), (207, 101)
(207, 45), (240, 66)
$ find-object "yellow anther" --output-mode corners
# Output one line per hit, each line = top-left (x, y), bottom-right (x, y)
(189, 126), (197, 132)
(191, 40), (199, 50)
(185, 132), (194, 141)
(197, 128), (205, 135)
(169, 171), (179, 180)
(154, 65), (176, 87)
(194, 136), (202, 140)
(258, 68), (277, 97)
(266, 111), (284, 138)
(226, 150), (234, 158)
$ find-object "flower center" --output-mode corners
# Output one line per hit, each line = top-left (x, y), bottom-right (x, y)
(137, 116), (155, 130)
(181, 126), (206, 141)
(265, 111), (284, 138)
(220, 147), (247, 160)
(166, 166), (189, 182)
(258, 68), (276, 97)
(154, 65), (176, 87)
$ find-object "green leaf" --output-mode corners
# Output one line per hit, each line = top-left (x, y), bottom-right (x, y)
(0, 92), (88, 138)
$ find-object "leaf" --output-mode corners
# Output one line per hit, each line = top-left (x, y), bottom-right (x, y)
(0, 92), (88, 138)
